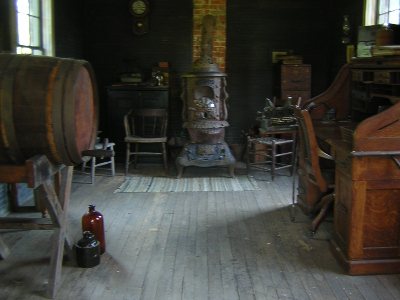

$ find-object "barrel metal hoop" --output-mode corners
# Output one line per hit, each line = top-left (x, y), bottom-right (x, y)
(62, 62), (94, 165)
(45, 60), (64, 164)
(0, 54), (97, 166)
(0, 55), (26, 163)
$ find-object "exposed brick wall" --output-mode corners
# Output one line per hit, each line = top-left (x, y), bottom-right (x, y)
(193, 0), (226, 71)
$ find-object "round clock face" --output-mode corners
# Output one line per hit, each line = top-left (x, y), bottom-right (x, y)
(130, 0), (148, 16)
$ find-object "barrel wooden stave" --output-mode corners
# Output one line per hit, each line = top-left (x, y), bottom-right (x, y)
(0, 54), (98, 166)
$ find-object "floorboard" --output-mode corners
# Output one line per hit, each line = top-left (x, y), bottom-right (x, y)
(0, 163), (399, 299)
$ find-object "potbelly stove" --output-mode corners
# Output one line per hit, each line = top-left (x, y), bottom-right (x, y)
(176, 15), (236, 178)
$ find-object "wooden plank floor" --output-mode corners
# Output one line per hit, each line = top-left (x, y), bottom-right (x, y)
(1, 163), (400, 299)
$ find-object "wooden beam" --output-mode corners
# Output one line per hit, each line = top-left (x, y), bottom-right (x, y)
(0, 217), (54, 230)
(0, 236), (10, 259)
(0, 157), (72, 299)
(0, 155), (60, 188)
(43, 166), (73, 299)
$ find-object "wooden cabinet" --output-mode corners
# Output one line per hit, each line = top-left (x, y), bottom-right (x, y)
(106, 85), (169, 158)
(278, 64), (311, 102)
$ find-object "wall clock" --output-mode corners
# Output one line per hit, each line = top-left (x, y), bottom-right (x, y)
(129, 0), (150, 35)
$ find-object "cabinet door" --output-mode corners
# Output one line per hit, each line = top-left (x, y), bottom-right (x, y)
(334, 152), (400, 266)
(357, 184), (400, 259)
(138, 90), (168, 108)
(108, 90), (168, 110)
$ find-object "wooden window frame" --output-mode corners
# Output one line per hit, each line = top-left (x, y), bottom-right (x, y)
(365, 0), (400, 25)
(13, 0), (54, 56)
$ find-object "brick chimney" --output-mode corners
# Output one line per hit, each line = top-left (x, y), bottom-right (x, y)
(193, 0), (226, 71)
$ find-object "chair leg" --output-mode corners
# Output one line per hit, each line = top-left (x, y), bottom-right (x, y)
(110, 156), (115, 177)
(125, 143), (131, 176)
(290, 136), (296, 176)
(162, 142), (168, 171)
(246, 139), (252, 174)
(134, 143), (139, 169)
(271, 141), (276, 181)
(90, 157), (96, 184)
(81, 160), (87, 172)
(109, 145), (115, 177)
(310, 193), (335, 234)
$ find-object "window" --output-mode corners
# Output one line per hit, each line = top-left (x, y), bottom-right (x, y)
(378, 0), (400, 24)
(14, 0), (53, 55)
(365, 0), (400, 25)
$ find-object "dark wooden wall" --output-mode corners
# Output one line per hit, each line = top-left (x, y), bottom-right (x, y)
(0, 0), (364, 215)
(54, 0), (85, 58)
(79, 0), (193, 139)
(0, 0), (13, 53)
(1, 0), (364, 145)
(225, 0), (363, 143)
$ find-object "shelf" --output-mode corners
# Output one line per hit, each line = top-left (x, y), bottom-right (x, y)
(370, 93), (400, 104)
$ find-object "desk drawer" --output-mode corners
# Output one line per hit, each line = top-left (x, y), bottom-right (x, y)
(352, 156), (400, 180)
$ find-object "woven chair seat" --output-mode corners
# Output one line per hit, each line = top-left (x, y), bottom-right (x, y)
(250, 137), (294, 145)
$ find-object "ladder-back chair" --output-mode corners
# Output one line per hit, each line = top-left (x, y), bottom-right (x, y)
(293, 106), (335, 234)
(81, 138), (116, 184)
(246, 134), (296, 181)
(124, 108), (168, 175)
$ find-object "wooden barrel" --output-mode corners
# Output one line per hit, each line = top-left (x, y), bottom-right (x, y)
(0, 54), (98, 166)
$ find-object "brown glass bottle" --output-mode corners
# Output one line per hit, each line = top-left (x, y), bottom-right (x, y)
(82, 205), (105, 254)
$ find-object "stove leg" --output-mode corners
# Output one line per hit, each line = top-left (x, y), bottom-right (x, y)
(176, 163), (184, 179)
(228, 164), (235, 178)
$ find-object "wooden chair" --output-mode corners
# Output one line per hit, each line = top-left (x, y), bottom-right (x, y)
(246, 98), (298, 181)
(81, 138), (116, 184)
(246, 133), (296, 181)
(124, 108), (168, 175)
(293, 106), (335, 234)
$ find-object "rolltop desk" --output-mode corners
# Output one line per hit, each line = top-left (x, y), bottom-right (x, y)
(300, 57), (400, 275)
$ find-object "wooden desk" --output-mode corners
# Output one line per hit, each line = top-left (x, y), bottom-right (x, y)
(297, 57), (400, 275)
(314, 121), (342, 144)
(313, 120), (400, 275)
(314, 121), (355, 154)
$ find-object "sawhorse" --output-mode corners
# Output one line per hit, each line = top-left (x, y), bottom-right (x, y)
(0, 155), (73, 299)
